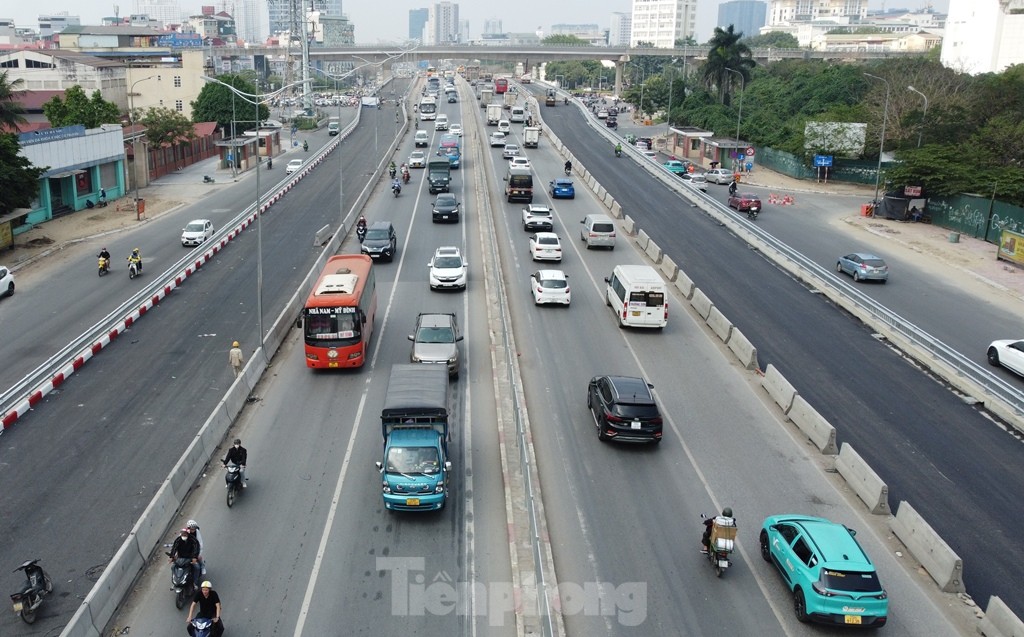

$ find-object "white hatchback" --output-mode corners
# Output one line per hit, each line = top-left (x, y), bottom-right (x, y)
(286, 159), (304, 175)
(530, 269), (570, 305)
(0, 264), (13, 298)
(181, 219), (214, 247)
(449, 123), (463, 137)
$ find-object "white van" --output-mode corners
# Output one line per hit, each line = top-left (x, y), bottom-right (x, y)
(604, 265), (668, 329)
(435, 114), (449, 131)
(580, 214), (616, 249)
(510, 106), (526, 123)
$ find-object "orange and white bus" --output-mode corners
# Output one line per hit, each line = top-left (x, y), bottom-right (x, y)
(303, 255), (377, 369)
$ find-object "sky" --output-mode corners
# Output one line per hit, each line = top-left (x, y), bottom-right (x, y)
(6, 0), (948, 45)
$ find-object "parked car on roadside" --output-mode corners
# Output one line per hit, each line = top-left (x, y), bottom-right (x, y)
(705, 168), (734, 184)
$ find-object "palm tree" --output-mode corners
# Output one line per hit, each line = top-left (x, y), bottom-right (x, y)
(701, 26), (756, 105)
(0, 70), (28, 130)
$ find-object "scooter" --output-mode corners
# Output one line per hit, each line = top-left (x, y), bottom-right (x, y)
(356, 224), (367, 242)
(203, 175), (215, 184)
(189, 617), (215, 637)
(303, 141), (309, 152)
(127, 258), (141, 280)
(700, 514), (736, 577)
(402, 170), (410, 184)
(614, 148), (622, 158)
(167, 553), (197, 609)
(392, 183), (402, 198)
(98, 255), (110, 276)
(225, 462), (244, 507)
(747, 206), (760, 220)
(10, 559), (53, 624)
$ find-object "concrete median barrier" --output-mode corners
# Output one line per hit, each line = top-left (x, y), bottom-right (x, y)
(609, 201), (623, 218)
(66, 532), (146, 637)
(61, 601), (102, 637)
(761, 364), (797, 413)
(645, 239), (663, 264)
(675, 270), (695, 300)
(313, 223), (332, 246)
(889, 500), (964, 592)
(596, 184), (607, 200)
(835, 443), (890, 515)
(706, 306), (733, 343)
(786, 395), (838, 454)
(635, 229), (651, 250)
(659, 255), (679, 281)
(622, 215), (636, 235)
(980, 596), (1024, 637)
(727, 328), (758, 370)
(689, 288), (713, 321)
(130, 483), (179, 561)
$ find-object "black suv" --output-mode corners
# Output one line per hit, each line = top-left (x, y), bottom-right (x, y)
(360, 221), (397, 261)
(586, 375), (663, 443)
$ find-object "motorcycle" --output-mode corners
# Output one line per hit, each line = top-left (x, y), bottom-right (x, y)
(10, 559), (53, 624)
(614, 148), (622, 158)
(388, 166), (397, 179)
(189, 617), (215, 637)
(127, 258), (141, 280)
(356, 224), (367, 242)
(225, 462), (244, 507)
(168, 553), (197, 609)
(303, 141), (309, 152)
(747, 206), (760, 220)
(203, 175), (215, 184)
(392, 183), (401, 198)
(701, 514), (736, 577)
(402, 170), (410, 184)
(98, 255), (110, 276)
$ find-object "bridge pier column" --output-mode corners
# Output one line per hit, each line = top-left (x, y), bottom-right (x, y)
(614, 60), (625, 97)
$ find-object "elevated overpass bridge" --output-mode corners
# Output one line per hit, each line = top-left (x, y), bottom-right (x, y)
(220, 44), (915, 94)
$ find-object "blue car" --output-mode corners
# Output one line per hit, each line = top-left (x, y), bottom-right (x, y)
(760, 515), (888, 627)
(549, 178), (575, 199)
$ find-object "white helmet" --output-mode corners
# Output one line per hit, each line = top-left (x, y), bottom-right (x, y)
(186, 519), (199, 529)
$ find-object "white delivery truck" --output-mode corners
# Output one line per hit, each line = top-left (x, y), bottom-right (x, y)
(523, 127), (540, 148)
(486, 103), (502, 126)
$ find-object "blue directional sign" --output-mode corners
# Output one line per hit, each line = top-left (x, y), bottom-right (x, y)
(814, 154), (833, 167)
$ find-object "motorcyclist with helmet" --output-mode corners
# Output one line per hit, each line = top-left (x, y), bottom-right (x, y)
(388, 161), (397, 179)
(701, 507), (735, 553)
(614, 143), (622, 157)
(391, 178), (402, 196)
(127, 247), (143, 273)
(186, 519), (206, 575)
(169, 527), (201, 583)
(303, 140), (309, 152)
(564, 160), (572, 175)
(221, 438), (247, 487)
(98, 247), (112, 273)
(356, 215), (367, 241)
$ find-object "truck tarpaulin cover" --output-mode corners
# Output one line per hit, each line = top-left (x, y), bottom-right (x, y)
(382, 365), (448, 420)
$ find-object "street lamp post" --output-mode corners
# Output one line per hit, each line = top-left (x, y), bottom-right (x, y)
(864, 73), (891, 210)
(724, 67), (745, 171)
(665, 65), (674, 134)
(907, 85), (929, 149)
(127, 71), (158, 216)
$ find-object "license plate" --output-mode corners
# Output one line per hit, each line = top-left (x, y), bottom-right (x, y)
(406, 498), (420, 506)
(718, 560), (729, 568)
(328, 362), (339, 368)
(631, 420), (641, 430)
(13, 601), (23, 612)
(844, 615), (862, 625)
(631, 311), (641, 317)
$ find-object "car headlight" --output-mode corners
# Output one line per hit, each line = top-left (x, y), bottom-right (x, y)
(448, 356), (457, 364)
(412, 353), (422, 362)
(382, 482), (392, 494)
(434, 481), (445, 494)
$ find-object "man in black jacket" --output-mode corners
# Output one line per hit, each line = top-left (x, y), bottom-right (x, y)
(169, 528), (200, 583)
(222, 438), (248, 487)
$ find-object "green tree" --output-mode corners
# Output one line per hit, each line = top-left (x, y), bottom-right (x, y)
(674, 36), (698, 47)
(139, 107), (196, 148)
(542, 34), (589, 46)
(742, 32), (800, 49)
(542, 60), (604, 90)
(0, 70), (28, 130)
(191, 73), (269, 132)
(0, 133), (47, 214)
(701, 25), (755, 104)
(43, 85), (120, 128)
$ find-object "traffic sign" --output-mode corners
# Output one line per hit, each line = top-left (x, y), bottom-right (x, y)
(813, 154), (833, 167)
(745, 146), (755, 157)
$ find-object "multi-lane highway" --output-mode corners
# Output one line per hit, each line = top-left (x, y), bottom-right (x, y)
(1, 74), (984, 636)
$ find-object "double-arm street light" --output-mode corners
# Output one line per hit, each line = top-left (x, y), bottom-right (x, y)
(724, 67), (745, 171)
(864, 72), (891, 210)
(907, 85), (929, 149)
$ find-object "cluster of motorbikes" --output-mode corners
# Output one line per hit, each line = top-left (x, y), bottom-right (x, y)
(97, 250), (144, 279)
(387, 164), (411, 197)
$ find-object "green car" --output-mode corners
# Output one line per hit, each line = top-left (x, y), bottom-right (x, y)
(662, 159), (691, 175)
(760, 515), (888, 627)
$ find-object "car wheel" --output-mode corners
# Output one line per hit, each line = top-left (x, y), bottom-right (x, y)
(597, 417), (610, 441)
(853, 270), (861, 282)
(794, 588), (810, 623)
(759, 530), (771, 562)
(6, 281), (14, 296)
(836, 262), (844, 274)
(988, 347), (1000, 366)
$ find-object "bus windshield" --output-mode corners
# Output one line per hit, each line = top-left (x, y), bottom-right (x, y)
(304, 307), (362, 345)
(419, 100), (437, 115)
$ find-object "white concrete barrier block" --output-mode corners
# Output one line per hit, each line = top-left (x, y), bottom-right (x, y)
(979, 596), (1024, 637)
(76, 534), (146, 637)
(787, 395), (839, 454)
(604, 192), (615, 209)
(588, 175), (598, 192)
(889, 501), (965, 593)
(622, 215), (637, 236)
(675, 270), (695, 300)
(835, 443), (890, 515)
(635, 229), (650, 249)
(659, 255), (679, 282)
(130, 483), (179, 559)
(760, 364), (797, 413)
(706, 306), (733, 343)
(609, 201), (623, 219)
(689, 288), (713, 321)
(727, 328), (759, 370)
(645, 239), (663, 264)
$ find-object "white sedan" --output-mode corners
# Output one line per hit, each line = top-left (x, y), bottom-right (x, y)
(530, 270), (570, 305)
(988, 339), (1024, 376)
(489, 131), (507, 147)
(509, 157), (531, 169)
(181, 219), (214, 247)
(408, 151), (426, 168)
(528, 232), (562, 262)
(449, 123), (463, 137)
(285, 159), (304, 175)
